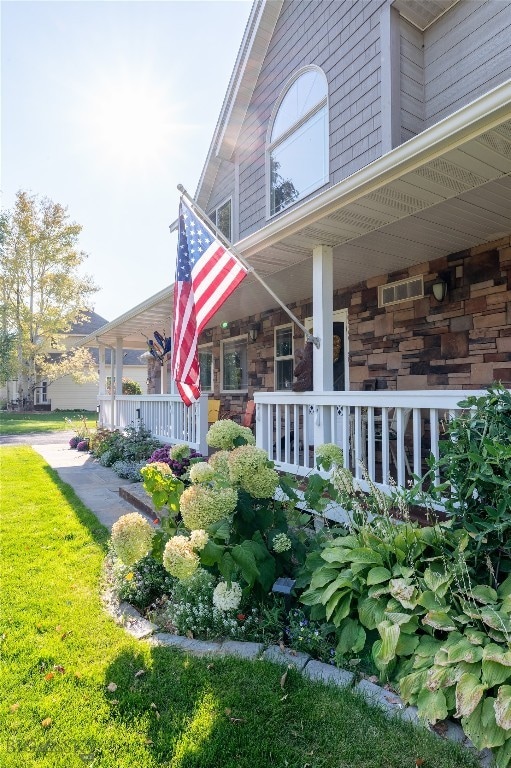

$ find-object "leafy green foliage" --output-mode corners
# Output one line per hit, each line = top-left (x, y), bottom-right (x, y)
(301, 505), (511, 764)
(414, 383), (511, 572)
(91, 422), (160, 466)
(112, 553), (175, 610)
(0, 327), (16, 385)
(0, 191), (98, 405)
(137, 429), (315, 599)
(121, 378), (142, 395)
(284, 608), (336, 663)
(151, 568), (262, 640)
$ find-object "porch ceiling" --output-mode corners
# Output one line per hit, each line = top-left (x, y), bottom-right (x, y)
(83, 84), (511, 346)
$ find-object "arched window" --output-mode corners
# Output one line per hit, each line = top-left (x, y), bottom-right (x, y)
(268, 67), (328, 217)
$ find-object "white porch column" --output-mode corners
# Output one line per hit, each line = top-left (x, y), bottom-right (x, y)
(312, 245), (333, 391)
(115, 338), (124, 396)
(98, 345), (107, 396)
(312, 245), (333, 447)
(110, 347), (115, 429)
(160, 362), (168, 394)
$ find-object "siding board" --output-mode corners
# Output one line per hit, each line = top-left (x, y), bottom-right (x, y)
(424, 0), (511, 126)
(205, 0), (510, 245)
(235, 0), (385, 239)
(400, 17), (424, 142)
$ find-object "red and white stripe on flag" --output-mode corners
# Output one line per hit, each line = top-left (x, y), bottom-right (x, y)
(172, 200), (247, 406)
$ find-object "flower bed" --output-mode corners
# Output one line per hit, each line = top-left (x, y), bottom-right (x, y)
(105, 388), (511, 767)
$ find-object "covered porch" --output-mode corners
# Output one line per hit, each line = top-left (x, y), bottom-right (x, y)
(98, 387), (485, 496)
(80, 83), (511, 492)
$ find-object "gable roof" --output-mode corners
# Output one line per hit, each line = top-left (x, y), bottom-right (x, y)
(69, 311), (109, 336)
(195, 0), (283, 210)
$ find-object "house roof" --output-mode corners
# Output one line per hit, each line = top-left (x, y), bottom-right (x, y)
(195, 0), (283, 209)
(69, 311), (109, 336)
(80, 80), (511, 348)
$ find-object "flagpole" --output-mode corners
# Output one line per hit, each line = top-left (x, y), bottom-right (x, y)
(176, 184), (320, 348)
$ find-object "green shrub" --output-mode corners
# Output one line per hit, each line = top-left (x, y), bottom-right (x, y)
(121, 378), (142, 395)
(119, 422), (315, 602)
(299, 464), (511, 766)
(91, 423), (160, 466)
(414, 383), (511, 576)
(111, 459), (146, 482)
(151, 568), (263, 640)
(112, 553), (175, 610)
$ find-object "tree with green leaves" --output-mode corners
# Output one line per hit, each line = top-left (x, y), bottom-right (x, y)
(0, 191), (99, 407)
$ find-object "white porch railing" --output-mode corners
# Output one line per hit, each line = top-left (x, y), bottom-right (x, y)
(97, 389), (487, 496)
(254, 390), (487, 493)
(97, 394), (209, 455)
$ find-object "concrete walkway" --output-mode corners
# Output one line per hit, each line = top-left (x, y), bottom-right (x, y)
(1, 432), (136, 530)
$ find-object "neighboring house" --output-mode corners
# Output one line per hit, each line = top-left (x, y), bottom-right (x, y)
(32, 312), (148, 411)
(81, 0), (511, 488)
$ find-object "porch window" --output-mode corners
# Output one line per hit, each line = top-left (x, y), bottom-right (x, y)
(198, 345), (213, 392)
(221, 336), (247, 392)
(268, 67), (329, 217)
(274, 325), (294, 390)
(209, 198), (232, 241)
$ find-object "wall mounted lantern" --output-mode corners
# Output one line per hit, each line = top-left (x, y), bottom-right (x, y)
(247, 322), (261, 343)
(432, 278), (448, 302)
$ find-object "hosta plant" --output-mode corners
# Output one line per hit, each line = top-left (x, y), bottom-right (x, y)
(300, 509), (511, 765)
(398, 574), (511, 767)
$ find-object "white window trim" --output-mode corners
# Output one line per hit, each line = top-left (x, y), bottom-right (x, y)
(266, 65), (329, 220)
(274, 323), (294, 391)
(220, 334), (248, 394)
(208, 196), (233, 241)
(198, 343), (214, 392)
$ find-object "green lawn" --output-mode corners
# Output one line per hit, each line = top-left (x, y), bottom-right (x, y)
(0, 410), (97, 435)
(0, 447), (479, 768)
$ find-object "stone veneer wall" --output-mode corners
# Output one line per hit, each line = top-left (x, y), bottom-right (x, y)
(342, 236), (511, 391)
(191, 235), (511, 413)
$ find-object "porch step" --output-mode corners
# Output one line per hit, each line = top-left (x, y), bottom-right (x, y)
(119, 483), (159, 520)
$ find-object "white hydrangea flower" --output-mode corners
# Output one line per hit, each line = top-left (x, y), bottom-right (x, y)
(170, 444), (191, 460)
(315, 443), (344, 468)
(272, 532), (292, 553)
(162, 535), (199, 580)
(212, 581), (242, 612)
(189, 529), (209, 551)
(111, 512), (155, 566)
(189, 462), (216, 484)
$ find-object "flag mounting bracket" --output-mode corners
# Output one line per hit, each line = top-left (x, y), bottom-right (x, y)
(176, 185), (320, 349)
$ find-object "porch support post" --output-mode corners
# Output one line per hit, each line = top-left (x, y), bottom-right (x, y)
(98, 345), (106, 396)
(110, 347), (115, 429)
(312, 245), (333, 392)
(312, 245), (333, 448)
(115, 338), (124, 396)
(160, 362), (168, 394)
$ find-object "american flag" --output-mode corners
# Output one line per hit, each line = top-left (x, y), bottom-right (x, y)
(172, 199), (248, 406)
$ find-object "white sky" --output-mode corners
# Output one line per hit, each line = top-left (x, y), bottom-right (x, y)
(2, 0), (252, 322)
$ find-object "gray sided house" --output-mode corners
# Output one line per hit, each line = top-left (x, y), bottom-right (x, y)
(83, 0), (511, 491)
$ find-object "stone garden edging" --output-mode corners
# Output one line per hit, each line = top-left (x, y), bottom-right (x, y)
(105, 592), (493, 768)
